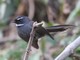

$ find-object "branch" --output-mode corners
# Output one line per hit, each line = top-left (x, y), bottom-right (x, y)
(23, 22), (43, 60)
(55, 36), (80, 60)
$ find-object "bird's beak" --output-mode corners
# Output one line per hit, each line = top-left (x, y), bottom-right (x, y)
(11, 20), (15, 23)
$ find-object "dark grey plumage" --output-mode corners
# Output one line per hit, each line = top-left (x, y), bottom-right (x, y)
(14, 16), (73, 49)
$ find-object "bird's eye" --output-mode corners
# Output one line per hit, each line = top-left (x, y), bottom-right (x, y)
(17, 17), (23, 20)
(15, 17), (23, 24)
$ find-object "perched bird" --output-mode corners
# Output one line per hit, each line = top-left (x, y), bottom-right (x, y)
(14, 16), (73, 49)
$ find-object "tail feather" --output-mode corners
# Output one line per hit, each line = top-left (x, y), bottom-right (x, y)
(46, 25), (74, 32)
(32, 39), (39, 49)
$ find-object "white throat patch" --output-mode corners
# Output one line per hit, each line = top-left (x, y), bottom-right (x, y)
(16, 24), (24, 26)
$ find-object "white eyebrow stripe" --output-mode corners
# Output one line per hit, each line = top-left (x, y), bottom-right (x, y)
(16, 24), (24, 26)
(17, 17), (23, 20)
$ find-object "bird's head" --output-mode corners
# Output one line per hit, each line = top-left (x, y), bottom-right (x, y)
(14, 16), (30, 27)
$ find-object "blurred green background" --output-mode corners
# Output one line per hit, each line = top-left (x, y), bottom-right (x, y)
(0, 0), (80, 60)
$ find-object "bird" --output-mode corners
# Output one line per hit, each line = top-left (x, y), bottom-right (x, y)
(14, 16), (74, 49)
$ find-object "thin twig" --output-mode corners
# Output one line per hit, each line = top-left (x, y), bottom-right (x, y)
(23, 22), (43, 60)
(55, 36), (80, 60)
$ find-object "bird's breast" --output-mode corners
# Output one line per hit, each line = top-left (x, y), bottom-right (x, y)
(17, 25), (32, 42)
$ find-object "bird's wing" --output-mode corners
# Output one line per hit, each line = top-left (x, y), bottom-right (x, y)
(40, 27), (54, 40)
(35, 26), (54, 40)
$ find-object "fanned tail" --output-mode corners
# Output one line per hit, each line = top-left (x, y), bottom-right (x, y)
(46, 25), (74, 32)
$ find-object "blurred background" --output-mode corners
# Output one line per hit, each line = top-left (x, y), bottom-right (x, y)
(0, 0), (80, 60)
